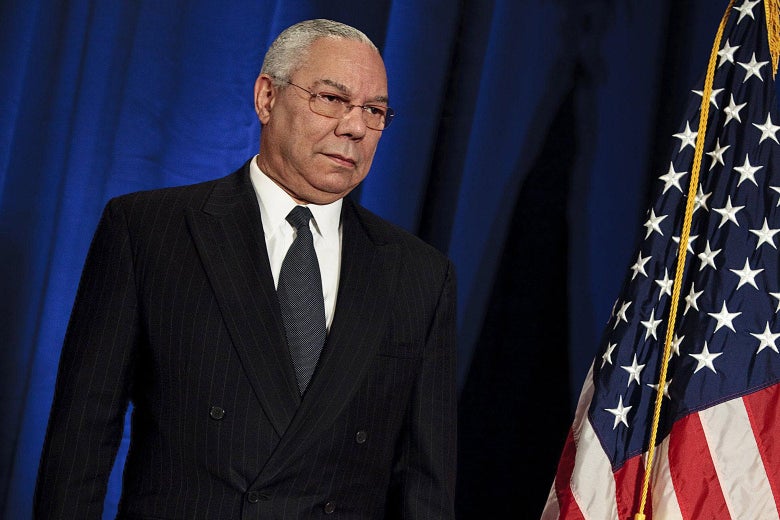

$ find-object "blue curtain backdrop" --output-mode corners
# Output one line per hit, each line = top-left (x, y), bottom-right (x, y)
(0, 0), (726, 517)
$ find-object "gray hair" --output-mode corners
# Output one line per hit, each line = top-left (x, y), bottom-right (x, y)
(260, 19), (379, 86)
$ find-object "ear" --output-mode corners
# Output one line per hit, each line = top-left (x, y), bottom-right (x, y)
(254, 74), (276, 124)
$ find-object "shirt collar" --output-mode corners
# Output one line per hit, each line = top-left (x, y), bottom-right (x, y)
(249, 156), (342, 238)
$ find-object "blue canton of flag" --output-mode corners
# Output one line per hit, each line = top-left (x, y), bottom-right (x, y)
(596, 0), (780, 465)
(543, 1), (780, 519)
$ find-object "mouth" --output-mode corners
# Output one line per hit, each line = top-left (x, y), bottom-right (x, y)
(324, 153), (356, 167)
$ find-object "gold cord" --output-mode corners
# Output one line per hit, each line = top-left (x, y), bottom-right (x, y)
(633, 1), (735, 518)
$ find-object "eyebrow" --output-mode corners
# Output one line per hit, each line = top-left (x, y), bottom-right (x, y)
(315, 78), (389, 105)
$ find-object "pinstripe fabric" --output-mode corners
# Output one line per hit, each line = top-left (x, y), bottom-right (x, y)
(34, 160), (457, 519)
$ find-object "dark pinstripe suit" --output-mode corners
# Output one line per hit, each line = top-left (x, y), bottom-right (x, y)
(34, 161), (457, 519)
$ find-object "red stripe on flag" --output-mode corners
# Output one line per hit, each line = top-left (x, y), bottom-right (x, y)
(668, 412), (729, 519)
(614, 452), (652, 520)
(743, 383), (780, 516)
(553, 428), (585, 520)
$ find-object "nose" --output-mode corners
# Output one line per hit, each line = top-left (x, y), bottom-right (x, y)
(335, 106), (368, 139)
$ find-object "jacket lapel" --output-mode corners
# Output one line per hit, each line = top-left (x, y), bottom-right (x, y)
(186, 164), (301, 437)
(254, 197), (400, 483)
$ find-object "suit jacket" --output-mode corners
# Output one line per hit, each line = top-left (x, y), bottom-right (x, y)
(34, 160), (457, 519)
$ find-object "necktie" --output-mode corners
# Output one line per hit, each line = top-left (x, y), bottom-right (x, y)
(277, 206), (327, 394)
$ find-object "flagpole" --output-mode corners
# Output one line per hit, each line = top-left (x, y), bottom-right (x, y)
(632, 2), (735, 519)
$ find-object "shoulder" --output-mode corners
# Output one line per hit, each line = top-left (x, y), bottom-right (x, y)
(106, 161), (250, 216)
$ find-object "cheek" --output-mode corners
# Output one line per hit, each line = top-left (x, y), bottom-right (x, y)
(273, 111), (324, 152)
(283, 131), (320, 164)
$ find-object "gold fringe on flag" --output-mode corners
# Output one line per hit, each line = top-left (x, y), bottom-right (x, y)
(767, 0), (780, 76)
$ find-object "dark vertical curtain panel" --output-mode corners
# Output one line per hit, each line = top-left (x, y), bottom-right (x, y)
(0, 0), (726, 517)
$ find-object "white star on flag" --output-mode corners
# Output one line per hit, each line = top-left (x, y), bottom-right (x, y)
(713, 195), (744, 227)
(738, 52), (769, 82)
(673, 122), (698, 151)
(604, 396), (632, 430)
(729, 258), (763, 289)
(750, 322), (780, 353)
(690, 341), (723, 373)
(753, 113), (780, 143)
(620, 354), (646, 387)
(708, 301), (742, 333)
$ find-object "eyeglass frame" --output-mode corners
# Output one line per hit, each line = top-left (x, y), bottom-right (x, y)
(281, 79), (395, 130)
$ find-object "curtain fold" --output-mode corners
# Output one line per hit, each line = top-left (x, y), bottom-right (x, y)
(0, 0), (725, 517)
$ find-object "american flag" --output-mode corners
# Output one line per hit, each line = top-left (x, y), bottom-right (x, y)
(542, 1), (780, 519)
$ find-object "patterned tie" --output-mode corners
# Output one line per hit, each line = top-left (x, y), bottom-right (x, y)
(277, 206), (327, 394)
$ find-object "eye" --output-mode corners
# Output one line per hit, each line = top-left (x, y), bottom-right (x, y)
(318, 93), (347, 105)
(364, 105), (387, 117)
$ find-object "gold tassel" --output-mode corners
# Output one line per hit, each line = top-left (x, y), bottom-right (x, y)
(766, 0), (780, 76)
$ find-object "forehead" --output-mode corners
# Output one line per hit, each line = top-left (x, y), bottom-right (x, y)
(295, 37), (388, 98)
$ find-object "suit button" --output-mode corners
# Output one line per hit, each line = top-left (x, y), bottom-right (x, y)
(323, 501), (336, 514)
(209, 406), (225, 420)
(355, 430), (367, 444)
(246, 491), (269, 502)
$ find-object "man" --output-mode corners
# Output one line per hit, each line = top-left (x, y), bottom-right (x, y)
(34, 19), (457, 519)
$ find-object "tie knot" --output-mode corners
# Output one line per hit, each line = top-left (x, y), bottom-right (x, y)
(286, 205), (313, 230)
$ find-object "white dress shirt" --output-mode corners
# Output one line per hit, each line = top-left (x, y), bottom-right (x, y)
(249, 156), (342, 330)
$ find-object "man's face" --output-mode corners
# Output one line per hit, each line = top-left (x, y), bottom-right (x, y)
(255, 37), (388, 205)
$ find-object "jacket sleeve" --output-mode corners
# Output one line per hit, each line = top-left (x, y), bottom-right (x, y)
(391, 259), (458, 519)
(34, 198), (138, 519)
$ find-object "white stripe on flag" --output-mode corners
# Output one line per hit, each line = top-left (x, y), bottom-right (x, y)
(699, 397), (779, 520)
(567, 367), (618, 520)
(651, 433), (684, 520)
(571, 416), (617, 519)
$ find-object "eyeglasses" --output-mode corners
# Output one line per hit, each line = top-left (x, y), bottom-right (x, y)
(284, 80), (395, 130)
